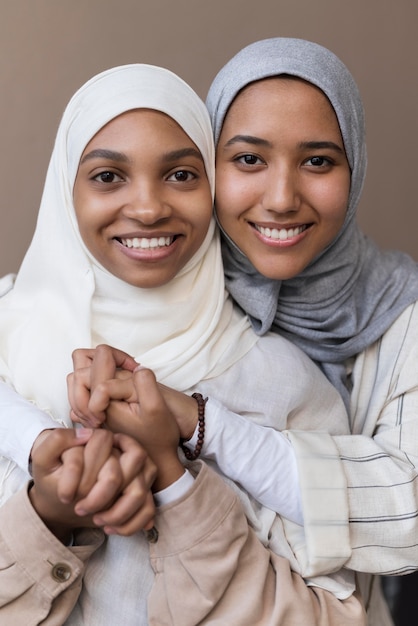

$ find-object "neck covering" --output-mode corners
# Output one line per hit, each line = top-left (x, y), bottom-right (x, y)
(0, 64), (256, 422)
(207, 37), (418, 406)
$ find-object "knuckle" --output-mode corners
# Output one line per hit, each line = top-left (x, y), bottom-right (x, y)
(95, 344), (111, 359)
(72, 348), (85, 362)
(103, 461), (123, 487)
(134, 445), (149, 464)
(145, 458), (158, 480)
(48, 427), (69, 444)
(93, 380), (110, 397)
(138, 367), (156, 382)
(63, 452), (84, 474)
(92, 428), (113, 444)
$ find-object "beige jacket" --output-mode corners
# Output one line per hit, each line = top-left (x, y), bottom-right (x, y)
(0, 464), (365, 625)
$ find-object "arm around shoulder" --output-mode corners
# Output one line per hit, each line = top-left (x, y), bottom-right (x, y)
(0, 381), (62, 472)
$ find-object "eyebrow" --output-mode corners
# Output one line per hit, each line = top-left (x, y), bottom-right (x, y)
(298, 140), (344, 154)
(222, 135), (344, 154)
(80, 147), (203, 165)
(80, 149), (129, 164)
(161, 147), (204, 163)
(222, 135), (273, 149)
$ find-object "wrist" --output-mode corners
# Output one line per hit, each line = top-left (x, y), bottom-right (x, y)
(153, 469), (194, 507)
(152, 457), (185, 492)
(29, 429), (55, 476)
(173, 393), (200, 440)
(28, 483), (75, 545)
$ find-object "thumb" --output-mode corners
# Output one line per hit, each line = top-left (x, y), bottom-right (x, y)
(32, 427), (93, 470)
(133, 366), (162, 410)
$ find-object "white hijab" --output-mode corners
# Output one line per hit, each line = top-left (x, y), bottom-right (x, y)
(0, 64), (256, 422)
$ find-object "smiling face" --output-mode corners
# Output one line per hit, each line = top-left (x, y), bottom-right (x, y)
(73, 109), (213, 288)
(215, 77), (351, 280)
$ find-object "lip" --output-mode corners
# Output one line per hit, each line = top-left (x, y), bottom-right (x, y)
(113, 233), (181, 261)
(250, 222), (311, 247)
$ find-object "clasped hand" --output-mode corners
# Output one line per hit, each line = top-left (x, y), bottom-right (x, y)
(68, 344), (199, 448)
(29, 345), (201, 542)
(29, 427), (156, 542)
(68, 345), (193, 490)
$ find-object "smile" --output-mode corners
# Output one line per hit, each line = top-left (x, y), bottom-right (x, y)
(120, 236), (174, 250)
(254, 224), (308, 241)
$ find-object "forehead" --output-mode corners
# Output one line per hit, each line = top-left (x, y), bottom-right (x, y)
(222, 77), (341, 138)
(83, 109), (194, 152)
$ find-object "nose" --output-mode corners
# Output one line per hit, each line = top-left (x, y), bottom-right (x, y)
(262, 165), (300, 215)
(123, 179), (172, 225)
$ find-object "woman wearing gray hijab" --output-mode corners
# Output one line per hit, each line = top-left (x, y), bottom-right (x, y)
(207, 37), (418, 626)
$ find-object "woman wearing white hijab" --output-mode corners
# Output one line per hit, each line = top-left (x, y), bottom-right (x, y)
(0, 64), (366, 623)
(206, 37), (418, 625)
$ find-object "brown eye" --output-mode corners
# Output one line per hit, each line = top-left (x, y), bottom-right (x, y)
(168, 170), (195, 182)
(307, 156), (331, 167)
(94, 171), (121, 183)
(242, 154), (260, 165)
(235, 154), (264, 167)
(175, 171), (189, 181)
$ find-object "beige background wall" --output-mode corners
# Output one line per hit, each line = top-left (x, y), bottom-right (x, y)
(0, 0), (416, 274)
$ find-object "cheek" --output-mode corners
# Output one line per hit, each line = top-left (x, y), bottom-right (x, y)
(190, 195), (214, 242)
(316, 176), (350, 225)
(215, 166), (239, 203)
(215, 195), (236, 234)
(73, 188), (96, 233)
(215, 174), (253, 219)
(74, 205), (98, 239)
(75, 194), (115, 234)
(196, 209), (213, 235)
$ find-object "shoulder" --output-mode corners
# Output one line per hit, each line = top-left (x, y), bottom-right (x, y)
(376, 302), (418, 361)
(352, 302), (418, 407)
(254, 332), (326, 380)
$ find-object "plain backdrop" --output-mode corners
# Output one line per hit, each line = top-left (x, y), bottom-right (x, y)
(0, 0), (416, 274)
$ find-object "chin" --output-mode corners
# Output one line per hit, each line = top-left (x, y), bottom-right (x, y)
(251, 260), (304, 281)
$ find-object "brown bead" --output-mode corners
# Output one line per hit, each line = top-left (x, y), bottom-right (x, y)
(180, 393), (207, 460)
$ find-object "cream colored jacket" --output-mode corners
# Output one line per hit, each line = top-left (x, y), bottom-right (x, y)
(0, 464), (365, 625)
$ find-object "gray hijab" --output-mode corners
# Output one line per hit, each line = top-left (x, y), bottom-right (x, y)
(207, 37), (418, 406)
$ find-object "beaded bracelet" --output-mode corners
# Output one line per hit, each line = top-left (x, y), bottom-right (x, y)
(180, 392), (208, 461)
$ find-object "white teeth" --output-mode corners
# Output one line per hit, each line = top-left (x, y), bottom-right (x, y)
(121, 236), (173, 249)
(256, 225), (306, 241)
